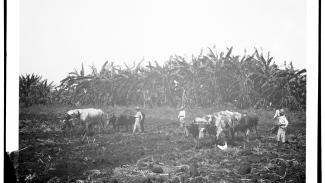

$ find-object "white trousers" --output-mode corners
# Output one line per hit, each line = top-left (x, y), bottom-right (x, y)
(277, 127), (286, 143)
(133, 118), (141, 133)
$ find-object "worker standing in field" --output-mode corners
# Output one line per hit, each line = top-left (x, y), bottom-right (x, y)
(133, 106), (143, 133)
(274, 109), (289, 147)
(178, 106), (186, 127)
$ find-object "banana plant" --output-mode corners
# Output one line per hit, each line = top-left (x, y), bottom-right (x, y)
(51, 47), (306, 110)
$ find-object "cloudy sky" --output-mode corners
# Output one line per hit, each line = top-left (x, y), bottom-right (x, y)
(20, 0), (306, 84)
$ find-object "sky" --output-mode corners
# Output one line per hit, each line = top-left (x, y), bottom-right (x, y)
(20, 0), (306, 85)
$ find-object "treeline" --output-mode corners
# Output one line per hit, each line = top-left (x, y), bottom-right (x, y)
(19, 47), (306, 110)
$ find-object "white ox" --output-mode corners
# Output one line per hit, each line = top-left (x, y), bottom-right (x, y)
(194, 110), (258, 149)
(65, 108), (107, 133)
(204, 111), (243, 144)
(192, 113), (233, 150)
(190, 112), (244, 150)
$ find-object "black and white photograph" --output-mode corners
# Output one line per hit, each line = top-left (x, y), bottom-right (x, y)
(4, 0), (320, 182)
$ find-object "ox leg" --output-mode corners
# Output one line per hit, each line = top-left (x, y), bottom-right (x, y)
(141, 121), (145, 133)
(184, 126), (189, 137)
(100, 118), (104, 133)
(216, 127), (223, 145)
(133, 122), (137, 134)
(212, 136), (217, 146)
(194, 138), (200, 149)
(230, 129), (235, 143)
(86, 122), (91, 135)
(85, 122), (89, 134)
(209, 134), (217, 147)
(88, 122), (92, 134)
(113, 123), (116, 131)
(131, 123), (134, 132)
(100, 119), (104, 133)
(255, 125), (259, 138)
(245, 129), (250, 142)
(96, 120), (100, 133)
(197, 139), (200, 149)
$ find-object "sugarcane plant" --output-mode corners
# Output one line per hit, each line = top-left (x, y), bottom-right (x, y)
(26, 47), (306, 110)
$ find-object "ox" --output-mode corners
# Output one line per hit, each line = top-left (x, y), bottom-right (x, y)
(212, 111), (259, 143)
(198, 111), (239, 144)
(114, 114), (135, 132)
(107, 112), (145, 133)
(213, 113), (234, 143)
(106, 113), (117, 129)
(233, 113), (259, 141)
(64, 108), (106, 134)
(184, 122), (201, 148)
(185, 115), (218, 148)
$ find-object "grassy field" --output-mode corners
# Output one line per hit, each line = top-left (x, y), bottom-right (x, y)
(14, 105), (306, 183)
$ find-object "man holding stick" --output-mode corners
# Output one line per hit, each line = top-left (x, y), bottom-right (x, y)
(273, 109), (289, 147)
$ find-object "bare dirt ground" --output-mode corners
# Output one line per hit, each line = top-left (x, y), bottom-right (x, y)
(13, 105), (306, 183)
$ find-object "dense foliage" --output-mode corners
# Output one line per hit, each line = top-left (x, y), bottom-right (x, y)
(19, 74), (53, 107)
(55, 47), (305, 110)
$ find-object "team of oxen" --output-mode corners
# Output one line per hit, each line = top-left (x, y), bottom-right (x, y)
(184, 110), (259, 149)
(61, 108), (258, 150)
(62, 108), (145, 135)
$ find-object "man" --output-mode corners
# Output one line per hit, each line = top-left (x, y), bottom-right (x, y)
(178, 106), (186, 127)
(178, 106), (188, 136)
(274, 109), (289, 146)
(133, 106), (143, 133)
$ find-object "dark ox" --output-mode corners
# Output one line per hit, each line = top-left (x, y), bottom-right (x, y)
(184, 123), (200, 148)
(112, 114), (135, 132)
(107, 114), (117, 129)
(108, 112), (145, 133)
(185, 119), (217, 148)
(233, 113), (259, 141)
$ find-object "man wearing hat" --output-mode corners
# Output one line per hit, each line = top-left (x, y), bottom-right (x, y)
(133, 106), (143, 133)
(178, 106), (186, 127)
(274, 109), (289, 146)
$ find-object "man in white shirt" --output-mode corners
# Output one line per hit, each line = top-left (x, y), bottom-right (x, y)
(274, 109), (289, 146)
(133, 106), (143, 133)
(178, 106), (186, 127)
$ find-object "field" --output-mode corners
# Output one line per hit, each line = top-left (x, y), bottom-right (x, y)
(13, 105), (306, 183)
